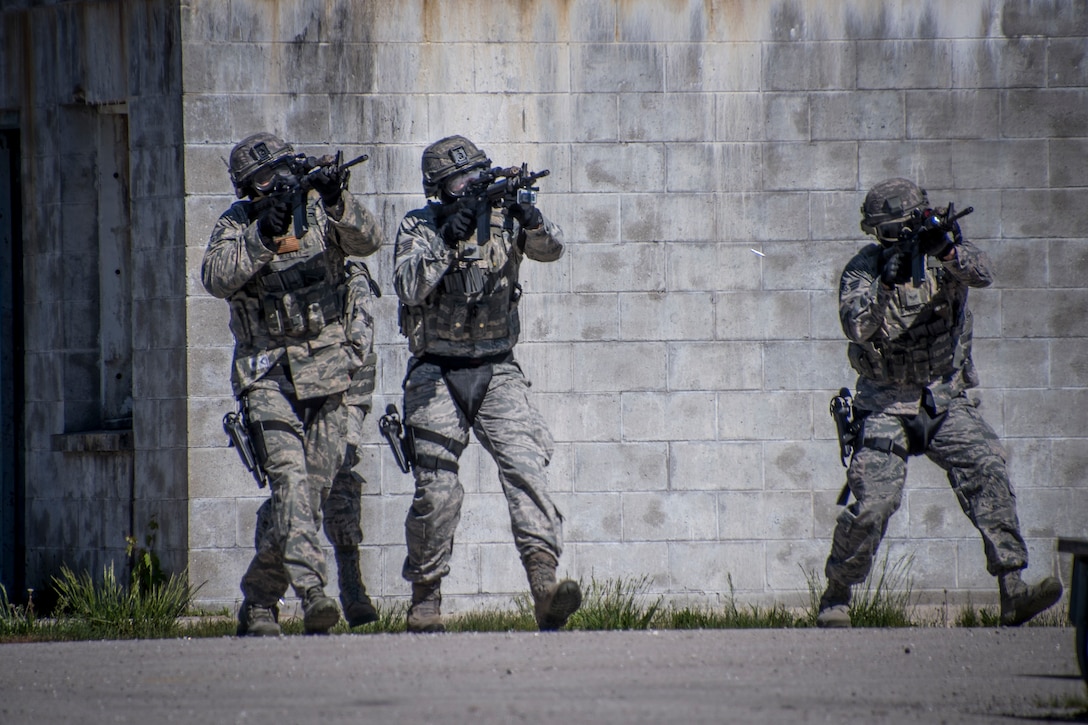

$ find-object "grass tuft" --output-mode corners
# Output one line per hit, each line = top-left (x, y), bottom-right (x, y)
(565, 575), (662, 631)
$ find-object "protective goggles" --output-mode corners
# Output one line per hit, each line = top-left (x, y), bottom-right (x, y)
(443, 168), (484, 198)
(250, 161), (295, 194)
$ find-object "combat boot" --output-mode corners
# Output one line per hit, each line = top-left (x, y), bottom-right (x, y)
(335, 547), (379, 628)
(999, 571), (1063, 627)
(525, 551), (582, 631)
(237, 601), (280, 637)
(302, 586), (341, 634)
(816, 581), (852, 629)
(407, 581), (445, 633)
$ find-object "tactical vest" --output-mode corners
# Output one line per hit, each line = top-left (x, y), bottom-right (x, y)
(848, 262), (973, 386)
(399, 209), (522, 357)
(229, 203), (346, 347)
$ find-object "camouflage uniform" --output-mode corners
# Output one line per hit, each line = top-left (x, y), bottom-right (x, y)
(393, 136), (578, 631)
(203, 145), (382, 624)
(819, 179), (1060, 627)
(395, 203), (565, 580)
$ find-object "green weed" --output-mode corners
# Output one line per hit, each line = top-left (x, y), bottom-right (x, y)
(565, 575), (662, 631)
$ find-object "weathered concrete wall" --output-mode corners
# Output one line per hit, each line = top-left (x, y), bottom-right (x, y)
(0, 0), (188, 596)
(174, 0), (1084, 614)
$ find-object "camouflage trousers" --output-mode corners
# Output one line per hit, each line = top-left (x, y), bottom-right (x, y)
(401, 358), (562, 584)
(240, 383), (348, 606)
(826, 395), (1028, 587)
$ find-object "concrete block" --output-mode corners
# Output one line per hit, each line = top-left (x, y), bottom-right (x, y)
(718, 491), (814, 540)
(952, 38), (1046, 89)
(1002, 89), (1088, 138)
(514, 342), (573, 393)
(476, 43), (570, 94)
(766, 540), (828, 594)
(667, 341), (762, 392)
(328, 93), (428, 146)
(764, 440), (847, 493)
(905, 489), (977, 540)
(571, 43), (665, 93)
(360, 493), (413, 547)
(479, 543), (529, 596)
(622, 491), (717, 542)
(811, 91), (903, 141)
(667, 242), (761, 293)
(763, 42), (856, 91)
(621, 193), (721, 242)
(561, 492), (623, 542)
(572, 341), (667, 392)
(620, 291), (715, 341)
(620, 93), (714, 142)
(535, 392), (621, 443)
(187, 447), (256, 500)
(669, 542), (765, 593)
(1008, 189), (1088, 238)
(812, 289), (845, 341)
(669, 441), (763, 491)
(571, 142), (666, 192)
(572, 243), (664, 292)
(880, 539), (958, 591)
(715, 192), (813, 242)
(556, 192), (620, 244)
(1003, 289), (1088, 338)
(1003, 438), (1052, 494)
(458, 493), (514, 545)
(763, 142), (858, 191)
(760, 240), (846, 291)
(972, 338), (1048, 389)
(520, 293), (619, 342)
(1006, 389), (1088, 438)
(375, 43), (474, 94)
(667, 43), (761, 92)
(1000, 0), (1088, 37)
(666, 143), (763, 193)
(717, 93), (765, 141)
(1050, 339), (1088, 388)
(857, 40), (952, 89)
(570, 542), (670, 591)
(187, 548), (251, 609)
(1016, 486), (1075, 540)
(621, 392), (717, 442)
(762, 93), (808, 142)
(715, 291), (812, 341)
(1050, 140), (1088, 189)
(905, 90), (1000, 139)
(716, 391), (814, 441)
(571, 93), (619, 143)
(573, 442), (668, 492)
(1050, 439), (1088, 489)
(1047, 38), (1088, 88)
(983, 238), (1047, 290)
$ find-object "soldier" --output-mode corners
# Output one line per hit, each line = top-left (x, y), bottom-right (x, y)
(392, 135), (580, 633)
(203, 131), (382, 636)
(252, 261), (382, 629)
(817, 178), (1062, 628)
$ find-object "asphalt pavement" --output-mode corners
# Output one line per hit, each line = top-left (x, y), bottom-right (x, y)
(1, 627), (1085, 724)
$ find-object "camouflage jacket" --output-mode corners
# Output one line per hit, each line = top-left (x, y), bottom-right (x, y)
(393, 202), (563, 359)
(202, 189), (382, 399)
(841, 238), (993, 415)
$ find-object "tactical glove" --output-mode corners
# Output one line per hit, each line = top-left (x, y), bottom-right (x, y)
(918, 228), (953, 258)
(511, 202), (543, 230)
(880, 245), (909, 288)
(438, 205), (477, 246)
(257, 198), (292, 241)
(309, 166), (345, 207)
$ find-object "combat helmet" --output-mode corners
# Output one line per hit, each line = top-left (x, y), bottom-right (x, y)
(860, 178), (929, 244)
(421, 135), (490, 197)
(229, 132), (295, 198)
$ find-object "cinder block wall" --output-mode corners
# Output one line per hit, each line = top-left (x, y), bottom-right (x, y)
(184, 0), (1088, 613)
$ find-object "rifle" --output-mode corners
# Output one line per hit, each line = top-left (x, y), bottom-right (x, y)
(248, 151), (370, 235)
(440, 163), (550, 243)
(378, 404), (412, 474)
(898, 202), (974, 286)
(223, 403), (267, 488)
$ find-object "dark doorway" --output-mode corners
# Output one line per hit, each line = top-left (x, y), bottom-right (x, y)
(0, 127), (24, 600)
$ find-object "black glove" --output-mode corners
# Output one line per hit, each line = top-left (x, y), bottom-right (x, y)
(880, 245), (909, 288)
(309, 166), (345, 207)
(438, 205), (477, 246)
(918, 228), (953, 258)
(511, 202), (543, 230)
(257, 198), (292, 240)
